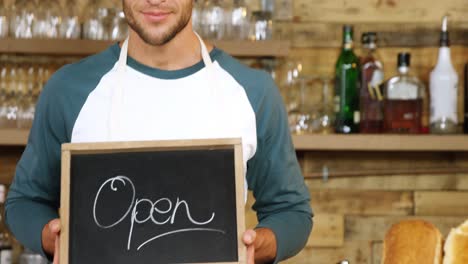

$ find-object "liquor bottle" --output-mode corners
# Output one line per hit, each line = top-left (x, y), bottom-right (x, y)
(430, 15), (459, 134)
(360, 32), (384, 133)
(334, 25), (360, 133)
(0, 185), (12, 264)
(384, 53), (425, 133)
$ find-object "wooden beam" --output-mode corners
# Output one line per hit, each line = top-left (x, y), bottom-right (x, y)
(293, 0), (468, 24)
(305, 174), (468, 191)
(415, 191), (468, 216)
(345, 216), (467, 241)
(293, 135), (468, 152)
(290, 23), (468, 48)
(0, 129), (29, 146)
(0, 39), (290, 57)
(307, 214), (344, 247)
(283, 241), (372, 264)
(311, 190), (413, 216)
(247, 195), (345, 247)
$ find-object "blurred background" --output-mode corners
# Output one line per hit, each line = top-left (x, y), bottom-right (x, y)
(0, 0), (468, 263)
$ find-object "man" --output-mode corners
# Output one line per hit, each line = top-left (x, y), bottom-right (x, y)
(5, 0), (313, 263)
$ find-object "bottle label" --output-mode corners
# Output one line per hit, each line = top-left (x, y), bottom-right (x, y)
(369, 69), (384, 90)
(0, 249), (12, 264)
(334, 95), (340, 113)
(387, 82), (419, 100)
(430, 79), (458, 123)
(354, 111), (360, 124)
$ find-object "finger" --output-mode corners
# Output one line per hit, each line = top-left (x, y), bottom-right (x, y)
(53, 234), (59, 264)
(49, 219), (61, 234)
(246, 243), (255, 264)
(243, 229), (257, 246)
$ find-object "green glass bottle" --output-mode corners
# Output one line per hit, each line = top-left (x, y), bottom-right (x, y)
(334, 25), (360, 133)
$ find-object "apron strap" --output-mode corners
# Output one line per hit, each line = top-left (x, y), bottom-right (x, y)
(194, 32), (213, 68)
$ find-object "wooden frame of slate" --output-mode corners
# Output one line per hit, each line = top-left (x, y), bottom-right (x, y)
(60, 138), (246, 264)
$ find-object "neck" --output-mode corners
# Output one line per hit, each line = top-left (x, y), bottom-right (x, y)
(125, 25), (214, 70)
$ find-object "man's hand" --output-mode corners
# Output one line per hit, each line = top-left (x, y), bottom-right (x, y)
(42, 219), (60, 264)
(243, 228), (277, 264)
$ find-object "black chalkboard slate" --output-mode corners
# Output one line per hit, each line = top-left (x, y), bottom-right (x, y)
(60, 139), (245, 264)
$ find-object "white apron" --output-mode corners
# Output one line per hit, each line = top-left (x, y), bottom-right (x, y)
(104, 33), (250, 200)
(108, 33), (216, 140)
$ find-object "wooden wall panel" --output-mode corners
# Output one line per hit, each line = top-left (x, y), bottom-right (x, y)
(293, 0), (468, 24)
(246, 193), (345, 247)
(291, 23), (468, 48)
(371, 241), (383, 264)
(0, 147), (22, 185)
(345, 216), (467, 241)
(303, 151), (461, 177)
(415, 191), (468, 216)
(305, 174), (468, 191)
(312, 190), (413, 216)
(284, 241), (372, 264)
(307, 214), (344, 247)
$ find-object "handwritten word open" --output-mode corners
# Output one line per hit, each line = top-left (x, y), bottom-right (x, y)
(93, 176), (225, 251)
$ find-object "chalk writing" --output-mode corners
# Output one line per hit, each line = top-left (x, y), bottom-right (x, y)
(93, 176), (224, 251)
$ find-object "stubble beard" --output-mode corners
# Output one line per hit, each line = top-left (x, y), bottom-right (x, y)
(123, 2), (193, 46)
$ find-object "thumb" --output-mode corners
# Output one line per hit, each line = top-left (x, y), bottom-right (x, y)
(49, 219), (61, 234)
(53, 234), (60, 264)
(243, 229), (257, 245)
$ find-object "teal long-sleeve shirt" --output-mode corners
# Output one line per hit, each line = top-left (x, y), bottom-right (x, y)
(6, 44), (313, 263)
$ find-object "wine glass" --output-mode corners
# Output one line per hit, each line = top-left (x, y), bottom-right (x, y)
(192, 0), (203, 34)
(10, 0), (35, 39)
(33, 0), (61, 38)
(201, 0), (227, 40)
(226, 0), (249, 40)
(60, 0), (81, 39)
(83, 0), (111, 40)
(0, 0), (8, 38)
(110, 7), (128, 41)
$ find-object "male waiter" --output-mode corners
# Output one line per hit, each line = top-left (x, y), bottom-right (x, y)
(5, 0), (313, 263)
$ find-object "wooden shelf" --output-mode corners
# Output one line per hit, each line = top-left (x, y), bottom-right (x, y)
(0, 129), (29, 146)
(292, 134), (468, 152)
(0, 38), (290, 57)
(4, 131), (468, 151)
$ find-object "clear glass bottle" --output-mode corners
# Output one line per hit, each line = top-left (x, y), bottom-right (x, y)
(277, 59), (302, 114)
(16, 57), (34, 129)
(226, 0), (249, 40)
(201, 0), (226, 40)
(0, 57), (8, 128)
(429, 15), (459, 134)
(33, 0), (61, 38)
(334, 25), (360, 134)
(0, 185), (13, 264)
(192, 0), (203, 34)
(317, 77), (335, 134)
(249, 10), (272, 41)
(110, 7), (128, 41)
(9, 0), (35, 39)
(83, 0), (111, 40)
(1, 57), (18, 128)
(360, 32), (384, 133)
(288, 77), (312, 134)
(0, 0), (8, 38)
(60, 0), (81, 39)
(384, 53), (425, 134)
